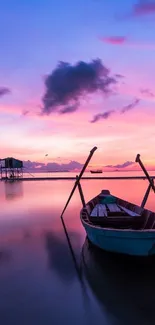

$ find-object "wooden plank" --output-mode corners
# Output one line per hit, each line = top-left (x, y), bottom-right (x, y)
(107, 203), (121, 213)
(90, 205), (98, 217)
(118, 205), (140, 217)
(98, 204), (107, 217)
(90, 204), (107, 217)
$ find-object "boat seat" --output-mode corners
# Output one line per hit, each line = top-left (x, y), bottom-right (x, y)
(141, 211), (155, 230)
(90, 203), (140, 218)
(89, 203), (141, 229)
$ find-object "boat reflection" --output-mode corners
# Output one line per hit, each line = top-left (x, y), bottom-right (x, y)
(81, 238), (155, 325)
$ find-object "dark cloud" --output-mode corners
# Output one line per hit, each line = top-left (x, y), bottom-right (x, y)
(140, 88), (154, 98)
(42, 59), (117, 115)
(106, 161), (134, 168)
(0, 87), (11, 97)
(90, 110), (115, 123)
(121, 98), (140, 114)
(60, 103), (79, 114)
(100, 36), (127, 45)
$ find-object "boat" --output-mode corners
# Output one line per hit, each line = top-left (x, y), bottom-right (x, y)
(80, 189), (155, 256)
(90, 169), (102, 174)
(81, 238), (155, 325)
(61, 147), (155, 257)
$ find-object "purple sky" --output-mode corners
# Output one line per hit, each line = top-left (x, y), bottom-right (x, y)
(1, 0), (155, 168)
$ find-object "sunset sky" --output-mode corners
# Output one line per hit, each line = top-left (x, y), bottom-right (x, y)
(1, 0), (155, 169)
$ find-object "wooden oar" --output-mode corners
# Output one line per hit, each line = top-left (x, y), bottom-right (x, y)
(60, 146), (97, 218)
(135, 154), (155, 192)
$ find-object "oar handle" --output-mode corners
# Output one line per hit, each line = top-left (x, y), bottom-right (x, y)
(60, 146), (97, 218)
(135, 154), (155, 192)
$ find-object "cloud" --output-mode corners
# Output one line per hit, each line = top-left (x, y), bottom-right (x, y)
(0, 87), (11, 97)
(60, 103), (79, 114)
(115, 74), (125, 78)
(42, 59), (117, 115)
(100, 36), (155, 49)
(106, 161), (134, 168)
(121, 98), (140, 114)
(140, 88), (154, 98)
(132, 1), (155, 17)
(90, 110), (115, 123)
(101, 36), (127, 45)
(22, 110), (30, 116)
(118, 1), (155, 20)
(23, 159), (83, 172)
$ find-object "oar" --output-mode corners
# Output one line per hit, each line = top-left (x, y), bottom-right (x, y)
(135, 154), (155, 192)
(60, 146), (97, 219)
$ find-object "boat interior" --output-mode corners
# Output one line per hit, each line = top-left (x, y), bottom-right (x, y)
(81, 190), (155, 230)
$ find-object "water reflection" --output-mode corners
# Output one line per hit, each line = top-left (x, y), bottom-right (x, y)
(0, 249), (11, 265)
(82, 238), (155, 325)
(45, 230), (81, 283)
(4, 181), (23, 200)
(0, 177), (155, 325)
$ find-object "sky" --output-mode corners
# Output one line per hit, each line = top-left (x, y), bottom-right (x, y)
(1, 0), (155, 169)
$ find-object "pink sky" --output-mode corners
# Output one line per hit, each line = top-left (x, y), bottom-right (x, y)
(1, 0), (155, 170)
(1, 96), (155, 169)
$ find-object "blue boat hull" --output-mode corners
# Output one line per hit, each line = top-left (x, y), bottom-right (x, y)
(81, 219), (155, 256)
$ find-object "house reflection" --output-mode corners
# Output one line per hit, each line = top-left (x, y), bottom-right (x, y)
(4, 181), (23, 201)
(45, 230), (81, 283)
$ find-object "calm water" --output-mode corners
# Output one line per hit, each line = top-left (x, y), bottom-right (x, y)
(0, 174), (155, 325)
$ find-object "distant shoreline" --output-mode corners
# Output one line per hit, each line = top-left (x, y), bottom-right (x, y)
(1, 175), (155, 181)
(23, 169), (155, 173)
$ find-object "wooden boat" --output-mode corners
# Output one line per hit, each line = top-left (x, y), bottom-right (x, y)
(61, 147), (155, 257)
(90, 169), (102, 174)
(80, 190), (155, 256)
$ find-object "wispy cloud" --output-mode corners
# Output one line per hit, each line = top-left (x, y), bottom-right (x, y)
(100, 36), (127, 45)
(118, 1), (155, 20)
(0, 87), (11, 97)
(100, 35), (155, 49)
(121, 98), (140, 114)
(90, 110), (115, 123)
(140, 88), (154, 98)
(115, 74), (125, 79)
(22, 110), (30, 116)
(42, 59), (117, 115)
(105, 161), (134, 168)
(132, 1), (155, 17)
(60, 103), (79, 114)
